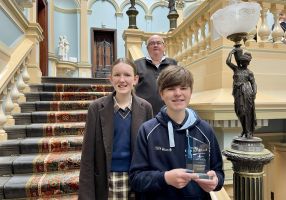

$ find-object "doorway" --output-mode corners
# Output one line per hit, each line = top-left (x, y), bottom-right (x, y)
(91, 28), (117, 78)
(37, 0), (48, 76)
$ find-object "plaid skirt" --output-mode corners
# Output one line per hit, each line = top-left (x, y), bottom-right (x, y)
(108, 172), (135, 200)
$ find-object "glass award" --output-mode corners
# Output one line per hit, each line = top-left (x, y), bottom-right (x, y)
(186, 134), (211, 179)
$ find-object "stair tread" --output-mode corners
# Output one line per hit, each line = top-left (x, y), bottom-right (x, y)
(25, 91), (111, 94)
(41, 83), (113, 92)
(42, 83), (110, 86)
(3, 170), (79, 199)
(1, 136), (83, 144)
(41, 76), (109, 84)
(31, 110), (87, 114)
(20, 136), (83, 150)
(12, 110), (87, 124)
(4, 123), (85, 138)
(0, 156), (17, 175)
(22, 100), (93, 103)
(12, 151), (81, 174)
(25, 91), (110, 102)
(0, 136), (83, 155)
(6, 122), (85, 128)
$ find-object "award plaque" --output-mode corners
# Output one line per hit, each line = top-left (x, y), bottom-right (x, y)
(186, 135), (212, 179)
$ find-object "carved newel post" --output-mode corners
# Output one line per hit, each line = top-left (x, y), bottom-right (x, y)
(167, 0), (179, 31)
(211, 1), (274, 200)
(126, 0), (138, 29)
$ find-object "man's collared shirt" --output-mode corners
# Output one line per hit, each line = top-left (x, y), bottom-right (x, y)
(146, 55), (166, 68)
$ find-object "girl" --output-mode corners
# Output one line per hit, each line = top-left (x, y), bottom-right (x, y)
(79, 58), (153, 200)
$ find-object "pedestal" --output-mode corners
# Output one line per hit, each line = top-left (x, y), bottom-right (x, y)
(223, 137), (274, 200)
(126, 7), (138, 29)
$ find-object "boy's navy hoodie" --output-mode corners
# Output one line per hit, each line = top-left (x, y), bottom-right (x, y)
(129, 107), (224, 200)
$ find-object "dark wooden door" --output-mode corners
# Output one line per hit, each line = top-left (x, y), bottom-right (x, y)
(37, 0), (48, 76)
(91, 28), (116, 78)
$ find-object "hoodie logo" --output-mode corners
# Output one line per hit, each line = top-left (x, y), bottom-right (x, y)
(155, 146), (172, 152)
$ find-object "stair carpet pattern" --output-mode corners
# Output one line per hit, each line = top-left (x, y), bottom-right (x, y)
(0, 78), (112, 199)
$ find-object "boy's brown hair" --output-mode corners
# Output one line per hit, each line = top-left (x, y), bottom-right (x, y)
(157, 65), (194, 92)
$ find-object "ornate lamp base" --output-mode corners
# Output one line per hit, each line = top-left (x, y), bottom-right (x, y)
(126, 7), (138, 29)
(167, 10), (179, 31)
(223, 137), (274, 200)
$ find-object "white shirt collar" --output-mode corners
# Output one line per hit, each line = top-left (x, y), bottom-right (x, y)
(146, 55), (166, 68)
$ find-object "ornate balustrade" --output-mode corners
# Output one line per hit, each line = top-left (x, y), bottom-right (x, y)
(168, 0), (286, 62)
(0, 0), (43, 141)
(0, 42), (33, 140)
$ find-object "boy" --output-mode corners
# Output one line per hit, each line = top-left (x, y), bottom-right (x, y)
(129, 65), (224, 200)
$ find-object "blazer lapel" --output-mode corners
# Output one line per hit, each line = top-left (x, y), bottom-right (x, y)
(131, 96), (145, 152)
(100, 94), (114, 172)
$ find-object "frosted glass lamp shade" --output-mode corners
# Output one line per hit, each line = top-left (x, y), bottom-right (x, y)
(211, 2), (261, 38)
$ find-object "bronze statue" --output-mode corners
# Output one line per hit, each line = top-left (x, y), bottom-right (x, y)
(226, 48), (257, 138)
(130, 0), (135, 8)
(168, 0), (176, 12)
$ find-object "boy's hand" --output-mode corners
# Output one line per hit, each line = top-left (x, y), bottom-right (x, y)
(164, 169), (198, 189)
(194, 170), (218, 192)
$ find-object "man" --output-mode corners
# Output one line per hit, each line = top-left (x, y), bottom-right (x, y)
(129, 65), (224, 200)
(279, 12), (286, 44)
(135, 35), (177, 115)
(271, 12), (286, 43)
(279, 12), (286, 32)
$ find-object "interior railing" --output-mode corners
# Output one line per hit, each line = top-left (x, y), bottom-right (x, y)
(165, 0), (286, 64)
(0, 0), (43, 140)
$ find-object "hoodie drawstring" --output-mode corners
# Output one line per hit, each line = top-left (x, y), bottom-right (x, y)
(168, 121), (175, 147)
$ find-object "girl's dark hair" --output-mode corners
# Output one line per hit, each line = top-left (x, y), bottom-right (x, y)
(157, 65), (194, 92)
(111, 58), (137, 74)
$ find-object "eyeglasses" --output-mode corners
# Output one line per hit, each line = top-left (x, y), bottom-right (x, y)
(147, 41), (164, 46)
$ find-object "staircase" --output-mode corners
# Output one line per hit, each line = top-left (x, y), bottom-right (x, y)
(0, 77), (112, 199)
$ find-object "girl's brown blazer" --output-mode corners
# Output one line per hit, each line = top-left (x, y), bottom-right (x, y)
(79, 92), (153, 200)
